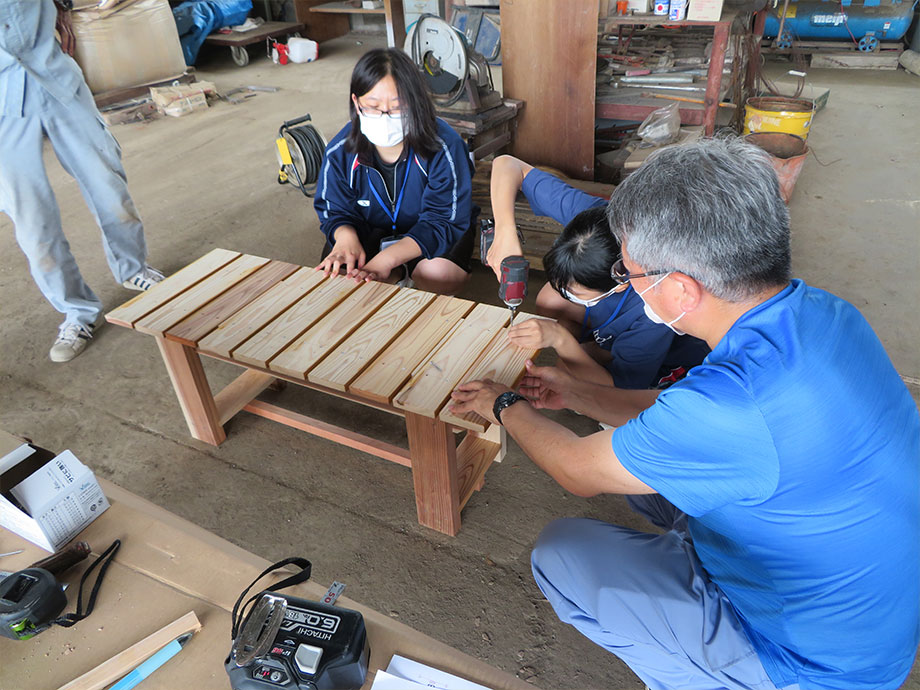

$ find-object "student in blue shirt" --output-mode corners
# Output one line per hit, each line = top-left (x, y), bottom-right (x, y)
(452, 138), (920, 690)
(488, 155), (707, 389)
(0, 0), (163, 363)
(314, 49), (476, 295)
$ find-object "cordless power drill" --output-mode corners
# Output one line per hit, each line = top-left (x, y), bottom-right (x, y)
(480, 219), (529, 325)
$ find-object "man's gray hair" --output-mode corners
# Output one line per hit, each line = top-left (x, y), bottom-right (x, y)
(607, 136), (791, 302)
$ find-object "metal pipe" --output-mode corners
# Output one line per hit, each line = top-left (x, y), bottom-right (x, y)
(620, 74), (695, 84)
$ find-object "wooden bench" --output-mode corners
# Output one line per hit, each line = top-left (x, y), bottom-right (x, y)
(106, 249), (541, 536)
(471, 159), (615, 271)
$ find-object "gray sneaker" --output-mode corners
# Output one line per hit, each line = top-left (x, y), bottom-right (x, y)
(50, 322), (95, 363)
(122, 265), (165, 292)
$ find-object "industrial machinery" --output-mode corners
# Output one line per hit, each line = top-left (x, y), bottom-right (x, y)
(764, 0), (918, 52)
(405, 14), (502, 113)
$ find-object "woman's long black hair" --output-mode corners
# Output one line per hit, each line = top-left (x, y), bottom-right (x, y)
(345, 48), (441, 159)
(544, 206), (621, 294)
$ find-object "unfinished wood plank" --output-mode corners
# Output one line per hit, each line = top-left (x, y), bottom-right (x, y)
(214, 370), (277, 426)
(106, 248), (239, 328)
(244, 400), (411, 467)
(503, 0), (599, 179)
(155, 337), (225, 445)
(197, 268), (326, 359)
(348, 296), (475, 404)
(405, 412), (460, 535)
(439, 314), (542, 432)
(457, 432), (502, 511)
(58, 611), (201, 690)
(165, 260), (299, 347)
(270, 281), (399, 379)
(135, 254), (270, 336)
(232, 275), (360, 371)
(308, 288), (436, 391)
(393, 303), (510, 418)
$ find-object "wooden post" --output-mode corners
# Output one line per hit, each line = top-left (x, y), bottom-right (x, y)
(155, 337), (226, 446)
(384, 0), (406, 49)
(405, 412), (461, 535)
(703, 20), (731, 135)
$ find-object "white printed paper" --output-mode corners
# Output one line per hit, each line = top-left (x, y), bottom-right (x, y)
(385, 655), (494, 690)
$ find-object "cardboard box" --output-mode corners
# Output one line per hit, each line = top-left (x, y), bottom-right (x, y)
(72, 0), (187, 95)
(0, 435), (109, 552)
(0, 480), (538, 690)
(686, 0), (724, 21)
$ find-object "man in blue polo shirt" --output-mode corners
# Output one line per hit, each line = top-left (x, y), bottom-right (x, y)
(451, 138), (919, 689)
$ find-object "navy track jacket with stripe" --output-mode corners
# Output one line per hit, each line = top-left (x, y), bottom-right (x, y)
(314, 118), (475, 260)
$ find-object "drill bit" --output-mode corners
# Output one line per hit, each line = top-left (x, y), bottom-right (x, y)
(510, 306), (517, 326)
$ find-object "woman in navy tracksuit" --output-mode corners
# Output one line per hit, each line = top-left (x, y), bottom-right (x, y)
(314, 48), (476, 295)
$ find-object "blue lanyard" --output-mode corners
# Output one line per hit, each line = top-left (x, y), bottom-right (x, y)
(580, 284), (632, 342)
(366, 151), (412, 233)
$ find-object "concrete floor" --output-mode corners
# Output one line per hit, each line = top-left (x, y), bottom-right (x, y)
(1, 35), (918, 689)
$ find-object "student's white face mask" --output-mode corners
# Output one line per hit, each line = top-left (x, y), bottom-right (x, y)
(358, 112), (405, 147)
(637, 273), (686, 335)
(562, 285), (619, 308)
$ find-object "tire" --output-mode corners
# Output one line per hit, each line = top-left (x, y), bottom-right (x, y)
(231, 45), (250, 67)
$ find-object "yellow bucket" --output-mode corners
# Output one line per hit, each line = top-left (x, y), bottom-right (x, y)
(743, 97), (815, 139)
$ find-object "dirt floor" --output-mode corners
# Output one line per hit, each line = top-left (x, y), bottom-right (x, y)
(1, 35), (918, 689)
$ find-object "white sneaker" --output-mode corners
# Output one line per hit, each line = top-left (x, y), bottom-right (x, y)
(50, 322), (95, 363)
(122, 265), (164, 292)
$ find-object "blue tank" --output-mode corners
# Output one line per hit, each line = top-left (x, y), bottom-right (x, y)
(763, 0), (918, 51)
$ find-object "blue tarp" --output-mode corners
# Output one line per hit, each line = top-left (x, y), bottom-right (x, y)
(172, 0), (252, 65)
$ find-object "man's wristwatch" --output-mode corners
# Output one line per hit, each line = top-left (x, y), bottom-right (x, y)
(493, 391), (527, 425)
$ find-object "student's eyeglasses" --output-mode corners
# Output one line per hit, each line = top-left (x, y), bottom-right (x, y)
(610, 258), (669, 285)
(355, 102), (402, 119)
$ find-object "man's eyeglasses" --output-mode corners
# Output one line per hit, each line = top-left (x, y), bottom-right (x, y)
(610, 258), (668, 285)
(355, 102), (402, 120)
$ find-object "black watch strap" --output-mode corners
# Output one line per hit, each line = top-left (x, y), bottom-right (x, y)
(493, 391), (527, 425)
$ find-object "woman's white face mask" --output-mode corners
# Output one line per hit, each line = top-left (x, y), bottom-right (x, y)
(637, 273), (686, 335)
(358, 112), (405, 147)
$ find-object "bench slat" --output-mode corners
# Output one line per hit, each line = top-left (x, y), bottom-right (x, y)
(231, 275), (360, 370)
(197, 268), (326, 359)
(134, 255), (270, 336)
(348, 296), (474, 404)
(438, 314), (542, 432)
(105, 248), (240, 328)
(165, 260), (300, 347)
(308, 288), (436, 392)
(269, 281), (399, 379)
(393, 303), (510, 418)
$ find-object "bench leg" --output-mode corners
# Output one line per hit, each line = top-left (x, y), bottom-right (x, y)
(155, 337), (226, 446)
(405, 412), (460, 536)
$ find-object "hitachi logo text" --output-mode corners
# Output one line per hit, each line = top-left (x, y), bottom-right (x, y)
(283, 608), (340, 635)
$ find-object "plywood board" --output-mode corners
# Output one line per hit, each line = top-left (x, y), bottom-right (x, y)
(348, 296), (475, 404)
(393, 303), (510, 417)
(308, 288), (437, 391)
(501, 0), (599, 179)
(269, 281), (399, 379)
(105, 248), (240, 328)
(134, 254), (270, 336)
(165, 260), (299, 347)
(439, 314), (542, 432)
(231, 275), (360, 370)
(196, 268), (326, 359)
